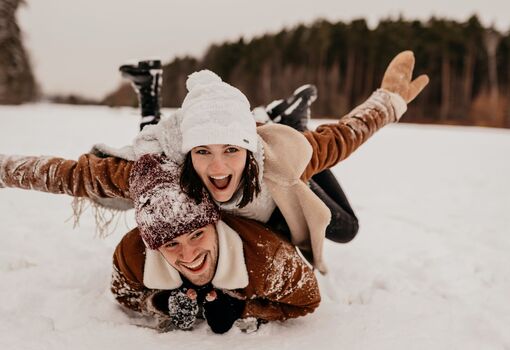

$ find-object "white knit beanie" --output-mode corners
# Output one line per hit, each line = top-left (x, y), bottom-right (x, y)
(180, 70), (258, 153)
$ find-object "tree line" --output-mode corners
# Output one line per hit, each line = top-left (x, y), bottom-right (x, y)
(104, 16), (509, 128)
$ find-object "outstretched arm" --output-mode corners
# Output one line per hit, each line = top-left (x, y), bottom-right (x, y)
(0, 153), (132, 199)
(302, 51), (429, 181)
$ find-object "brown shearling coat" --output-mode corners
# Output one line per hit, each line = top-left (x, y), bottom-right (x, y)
(112, 213), (321, 323)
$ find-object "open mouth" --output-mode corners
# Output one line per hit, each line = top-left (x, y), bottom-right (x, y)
(209, 175), (232, 190)
(181, 254), (207, 273)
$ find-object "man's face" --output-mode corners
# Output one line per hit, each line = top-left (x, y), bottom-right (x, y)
(190, 144), (247, 203)
(158, 224), (219, 286)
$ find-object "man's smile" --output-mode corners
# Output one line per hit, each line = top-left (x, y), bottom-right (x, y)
(179, 253), (208, 273)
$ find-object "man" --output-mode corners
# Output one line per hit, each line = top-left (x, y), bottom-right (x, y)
(111, 154), (321, 333)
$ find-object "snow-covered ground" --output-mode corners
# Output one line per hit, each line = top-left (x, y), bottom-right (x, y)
(0, 104), (509, 350)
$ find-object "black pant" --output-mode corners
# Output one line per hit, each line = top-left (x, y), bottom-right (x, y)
(310, 169), (359, 243)
(268, 168), (359, 244)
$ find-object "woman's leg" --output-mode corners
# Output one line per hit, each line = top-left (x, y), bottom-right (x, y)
(267, 85), (359, 243)
(119, 59), (163, 130)
(265, 84), (317, 132)
(309, 170), (358, 243)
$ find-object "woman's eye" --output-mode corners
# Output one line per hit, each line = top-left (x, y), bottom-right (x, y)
(226, 147), (239, 153)
(165, 242), (178, 248)
(195, 149), (209, 155)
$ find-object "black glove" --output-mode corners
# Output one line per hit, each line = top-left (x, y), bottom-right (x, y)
(202, 289), (246, 334)
(151, 287), (199, 331)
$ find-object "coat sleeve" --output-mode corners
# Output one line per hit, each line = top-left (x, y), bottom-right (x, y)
(111, 231), (173, 327)
(243, 243), (321, 321)
(301, 89), (398, 181)
(111, 259), (182, 334)
(0, 153), (132, 199)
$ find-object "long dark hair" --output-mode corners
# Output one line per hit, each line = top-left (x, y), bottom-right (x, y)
(180, 151), (261, 208)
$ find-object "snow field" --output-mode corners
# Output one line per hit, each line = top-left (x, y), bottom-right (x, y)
(0, 104), (509, 349)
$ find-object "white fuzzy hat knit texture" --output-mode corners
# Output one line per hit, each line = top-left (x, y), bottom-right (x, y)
(180, 70), (258, 154)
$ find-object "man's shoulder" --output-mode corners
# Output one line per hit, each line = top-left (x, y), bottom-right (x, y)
(220, 214), (294, 268)
(113, 227), (146, 285)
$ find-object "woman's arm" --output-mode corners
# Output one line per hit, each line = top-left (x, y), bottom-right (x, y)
(0, 153), (132, 199)
(301, 51), (429, 180)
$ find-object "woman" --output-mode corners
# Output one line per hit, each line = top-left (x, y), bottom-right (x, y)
(169, 50), (428, 272)
(0, 51), (428, 273)
(119, 59), (360, 245)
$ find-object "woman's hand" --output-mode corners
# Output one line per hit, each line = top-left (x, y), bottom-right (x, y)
(381, 51), (429, 103)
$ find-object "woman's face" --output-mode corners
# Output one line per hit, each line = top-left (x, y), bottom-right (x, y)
(191, 144), (247, 203)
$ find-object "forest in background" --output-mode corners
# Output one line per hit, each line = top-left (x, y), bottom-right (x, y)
(2, 2), (510, 128)
(104, 15), (510, 128)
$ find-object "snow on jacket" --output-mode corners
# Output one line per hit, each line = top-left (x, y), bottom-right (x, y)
(111, 213), (320, 323)
(0, 90), (399, 272)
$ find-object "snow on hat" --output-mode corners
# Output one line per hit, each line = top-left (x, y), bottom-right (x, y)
(180, 70), (258, 154)
(129, 154), (220, 250)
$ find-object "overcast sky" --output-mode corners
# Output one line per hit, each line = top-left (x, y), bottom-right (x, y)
(17, 0), (510, 100)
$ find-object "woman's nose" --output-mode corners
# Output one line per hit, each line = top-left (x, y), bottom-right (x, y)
(208, 155), (228, 173)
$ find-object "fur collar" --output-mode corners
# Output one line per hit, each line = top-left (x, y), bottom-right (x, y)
(142, 220), (249, 290)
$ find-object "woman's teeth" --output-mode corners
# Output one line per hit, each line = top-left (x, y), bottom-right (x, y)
(210, 175), (229, 180)
(209, 175), (231, 189)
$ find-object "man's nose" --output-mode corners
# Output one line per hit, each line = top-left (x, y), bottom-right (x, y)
(181, 243), (197, 262)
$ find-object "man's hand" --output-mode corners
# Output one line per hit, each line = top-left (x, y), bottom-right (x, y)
(167, 288), (199, 330)
(202, 289), (245, 334)
(381, 50), (429, 103)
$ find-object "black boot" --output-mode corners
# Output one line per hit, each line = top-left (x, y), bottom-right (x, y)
(119, 59), (162, 130)
(265, 84), (317, 132)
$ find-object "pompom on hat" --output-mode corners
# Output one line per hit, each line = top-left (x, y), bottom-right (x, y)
(129, 154), (220, 250)
(180, 70), (258, 154)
